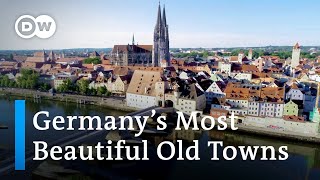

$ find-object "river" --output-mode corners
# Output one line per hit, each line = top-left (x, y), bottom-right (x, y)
(0, 96), (319, 180)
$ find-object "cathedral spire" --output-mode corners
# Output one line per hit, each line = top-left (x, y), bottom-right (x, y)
(155, 3), (162, 30)
(153, 3), (170, 67)
(162, 5), (167, 26)
(132, 33), (135, 45)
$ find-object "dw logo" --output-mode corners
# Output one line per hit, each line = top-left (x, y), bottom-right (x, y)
(15, 15), (56, 39)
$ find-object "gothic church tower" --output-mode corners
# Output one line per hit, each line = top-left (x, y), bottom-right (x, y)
(152, 4), (170, 67)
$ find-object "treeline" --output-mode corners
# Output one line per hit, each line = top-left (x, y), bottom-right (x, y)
(0, 69), (51, 91)
(56, 79), (111, 96)
(0, 69), (112, 96)
(174, 51), (216, 58)
(229, 49), (319, 59)
(173, 49), (319, 60)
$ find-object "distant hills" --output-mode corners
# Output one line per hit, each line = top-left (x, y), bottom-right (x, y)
(0, 46), (320, 56)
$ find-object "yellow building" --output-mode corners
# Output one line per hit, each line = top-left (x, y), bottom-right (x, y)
(283, 100), (298, 116)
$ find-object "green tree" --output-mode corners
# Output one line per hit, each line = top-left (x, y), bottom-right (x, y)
(57, 79), (73, 93)
(97, 86), (107, 96)
(0, 75), (10, 87)
(83, 57), (101, 64)
(89, 88), (97, 96)
(105, 89), (111, 96)
(16, 69), (39, 89)
(39, 83), (51, 91)
(203, 51), (209, 58)
(77, 79), (89, 95)
(8, 80), (16, 87)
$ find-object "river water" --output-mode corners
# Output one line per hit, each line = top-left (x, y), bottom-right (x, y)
(0, 96), (319, 180)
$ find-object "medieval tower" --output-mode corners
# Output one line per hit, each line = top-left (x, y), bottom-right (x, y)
(291, 42), (301, 68)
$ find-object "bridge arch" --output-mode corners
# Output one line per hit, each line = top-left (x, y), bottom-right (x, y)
(165, 100), (174, 107)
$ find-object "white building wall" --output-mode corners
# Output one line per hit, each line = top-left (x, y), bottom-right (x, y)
(265, 103), (276, 117)
(248, 102), (260, 116)
(175, 98), (197, 115)
(275, 103), (284, 118)
(260, 102), (276, 117)
(205, 82), (225, 104)
(220, 63), (231, 75)
(126, 93), (156, 109)
(286, 89), (304, 100)
(226, 99), (248, 108)
(229, 108), (247, 116)
(175, 95), (206, 115)
(291, 48), (300, 68)
(244, 116), (318, 135)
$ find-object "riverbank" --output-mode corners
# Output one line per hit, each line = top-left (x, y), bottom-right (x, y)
(0, 88), (137, 112)
(228, 123), (320, 144)
(198, 115), (320, 144)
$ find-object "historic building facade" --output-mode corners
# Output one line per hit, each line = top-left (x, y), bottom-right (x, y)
(109, 36), (153, 66)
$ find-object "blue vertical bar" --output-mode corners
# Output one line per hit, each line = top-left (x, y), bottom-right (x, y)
(15, 100), (25, 170)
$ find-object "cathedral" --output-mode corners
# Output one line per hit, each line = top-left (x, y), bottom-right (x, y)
(110, 4), (170, 67)
(109, 35), (153, 66)
(152, 4), (170, 67)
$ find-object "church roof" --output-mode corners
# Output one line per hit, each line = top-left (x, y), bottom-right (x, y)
(34, 51), (47, 57)
(111, 45), (152, 54)
(136, 45), (153, 52)
(113, 66), (130, 76)
(25, 57), (46, 63)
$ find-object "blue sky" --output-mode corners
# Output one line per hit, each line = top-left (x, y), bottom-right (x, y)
(1, 0), (320, 49)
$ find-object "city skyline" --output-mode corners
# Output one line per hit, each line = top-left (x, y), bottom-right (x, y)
(1, 0), (320, 50)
